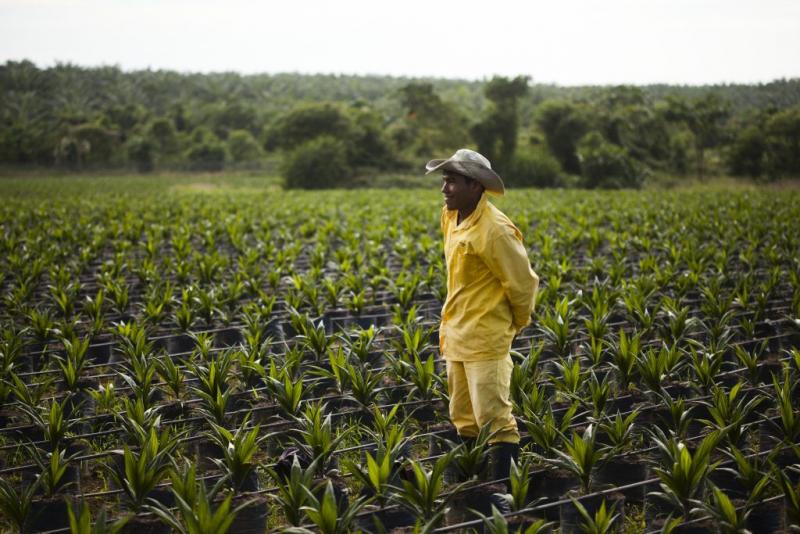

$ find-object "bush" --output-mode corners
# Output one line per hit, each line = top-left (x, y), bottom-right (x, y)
(727, 125), (766, 178)
(505, 146), (564, 188)
(186, 139), (226, 171)
(265, 103), (351, 151)
(126, 136), (155, 173)
(282, 136), (352, 189)
(227, 130), (263, 163)
(577, 132), (645, 189)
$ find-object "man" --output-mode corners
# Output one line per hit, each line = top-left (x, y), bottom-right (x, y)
(426, 148), (539, 483)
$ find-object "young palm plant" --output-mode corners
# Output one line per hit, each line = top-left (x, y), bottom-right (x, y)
(649, 428), (723, 519)
(266, 455), (322, 527)
(0, 477), (37, 533)
(145, 460), (241, 534)
(286, 479), (369, 534)
(204, 415), (269, 492)
(545, 424), (605, 494)
(390, 453), (454, 523)
(107, 426), (182, 511)
(67, 501), (130, 534)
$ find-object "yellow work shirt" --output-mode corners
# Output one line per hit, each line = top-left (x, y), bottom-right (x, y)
(439, 193), (539, 361)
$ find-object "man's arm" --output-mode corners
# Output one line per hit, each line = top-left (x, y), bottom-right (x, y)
(484, 227), (540, 331)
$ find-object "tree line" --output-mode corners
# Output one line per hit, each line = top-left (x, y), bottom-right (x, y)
(1, 60), (799, 188)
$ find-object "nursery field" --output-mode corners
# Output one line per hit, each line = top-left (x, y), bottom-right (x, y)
(1, 177), (799, 533)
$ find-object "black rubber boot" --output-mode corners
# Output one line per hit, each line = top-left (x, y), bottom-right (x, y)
(491, 442), (520, 488)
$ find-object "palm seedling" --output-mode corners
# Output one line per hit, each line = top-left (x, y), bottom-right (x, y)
(145, 460), (240, 534)
(107, 426), (182, 510)
(506, 454), (536, 511)
(585, 371), (610, 418)
(117, 350), (158, 405)
(83, 289), (106, 334)
(89, 381), (119, 414)
(718, 447), (771, 506)
(56, 335), (90, 393)
(598, 410), (640, 453)
(571, 497), (620, 534)
(686, 344), (724, 394)
(204, 415), (269, 491)
(691, 485), (751, 534)
(390, 453), (454, 523)
(156, 354), (186, 402)
(538, 301), (573, 357)
(67, 501), (130, 534)
(0, 477), (37, 534)
(622, 285), (659, 333)
(608, 328), (641, 390)
(189, 350), (236, 425)
(699, 382), (764, 447)
(344, 423), (409, 505)
(28, 444), (79, 498)
(583, 334), (607, 368)
(268, 367), (306, 418)
(658, 397), (696, 439)
(522, 402), (577, 455)
(767, 369), (800, 447)
(552, 355), (586, 398)
(509, 343), (544, 404)
(582, 284), (613, 341)
(235, 344), (266, 389)
(339, 324), (380, 367)
(778, 465), (800, 529)
(649, 428), (723, 519)
(393, 318), (436, 363)
(26, 306), (56, 345)
(404, 353), (445, 403)
(310, 346), (350, 395)
(266, 455), (322, 526)
(0, 328), (24, 377)
(289, 401), (352, 475)
(342, 361), (384, 410)
(472, 504), (552, 534)
(659, 301), (697, 345)
(287, 478), (369, 534)
(546, 424), (606, 494)
(636, 343), (682, 399)
(194, 285), (224, 326)
(116, 395), (162, 442)
(446, 423), (498, 481)
(16, 391), (74, 450)
(189, 330), (216, 361)
(173, 289), (197, 332)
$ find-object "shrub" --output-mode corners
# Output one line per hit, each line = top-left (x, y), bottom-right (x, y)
(577, 132), (645, 189)
(126, 136), (155, 173)
(186, 139), (226, 171)
(226, 129), (263, 162)
(506, 146), (564, 187)
(282, 136), (352, 189)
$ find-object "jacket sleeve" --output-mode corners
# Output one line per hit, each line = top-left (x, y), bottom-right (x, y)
(483, 226), (540, 331)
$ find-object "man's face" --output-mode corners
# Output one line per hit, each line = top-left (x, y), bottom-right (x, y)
(441, 172), (482, 211)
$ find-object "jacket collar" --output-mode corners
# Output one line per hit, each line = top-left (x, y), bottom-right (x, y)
(449, 192), (488, 231)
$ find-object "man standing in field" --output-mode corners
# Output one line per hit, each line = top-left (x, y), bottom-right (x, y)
(426, 148), (539, 483)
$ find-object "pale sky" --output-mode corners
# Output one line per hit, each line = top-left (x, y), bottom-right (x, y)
(1, 0), (798, 85)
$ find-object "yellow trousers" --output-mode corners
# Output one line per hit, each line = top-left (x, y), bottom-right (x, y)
(446, 355), (520, 444)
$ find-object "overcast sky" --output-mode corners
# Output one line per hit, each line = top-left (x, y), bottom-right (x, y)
(1, 0), (798, 85)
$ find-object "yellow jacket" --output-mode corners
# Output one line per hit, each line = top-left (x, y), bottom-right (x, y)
(439, 193), (539, 361)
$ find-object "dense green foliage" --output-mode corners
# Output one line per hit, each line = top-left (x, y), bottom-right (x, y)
(2, 60), (800, 188)
(0, 177), (798, 531)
